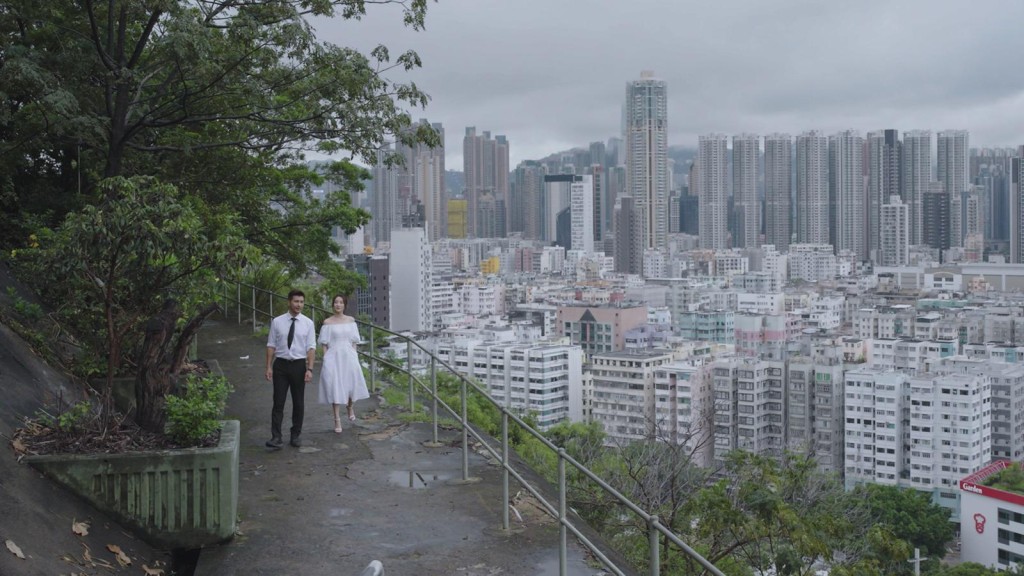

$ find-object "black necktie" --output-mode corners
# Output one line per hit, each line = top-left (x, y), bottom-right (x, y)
(287, 317), (296, 349)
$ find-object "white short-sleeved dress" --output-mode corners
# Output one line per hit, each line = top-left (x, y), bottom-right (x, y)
(317, 322), (370, 405)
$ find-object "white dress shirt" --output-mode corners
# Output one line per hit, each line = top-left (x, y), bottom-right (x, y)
(267, 313), (316, 360)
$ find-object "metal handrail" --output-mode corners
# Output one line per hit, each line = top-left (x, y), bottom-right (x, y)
(220, 280), (725, 576)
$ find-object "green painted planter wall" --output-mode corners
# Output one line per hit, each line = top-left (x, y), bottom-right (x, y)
(26, 420), (239, 549)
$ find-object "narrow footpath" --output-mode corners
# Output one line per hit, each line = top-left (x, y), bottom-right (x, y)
(193, 316), (615, 576)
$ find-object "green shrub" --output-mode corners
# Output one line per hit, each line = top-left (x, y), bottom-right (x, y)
(35, 400), (92, 432)
(6, 286), (42, 321)
(59, 401), (92, 431)
(165, 373), (233, 446)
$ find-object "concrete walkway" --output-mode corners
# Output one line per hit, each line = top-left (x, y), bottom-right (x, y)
(193, 316), (623, 576)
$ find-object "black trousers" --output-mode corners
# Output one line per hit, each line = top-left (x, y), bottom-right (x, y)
(271, 357), (306, 439)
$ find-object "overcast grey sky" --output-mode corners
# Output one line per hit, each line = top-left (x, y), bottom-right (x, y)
(317, 0), (1024, 168)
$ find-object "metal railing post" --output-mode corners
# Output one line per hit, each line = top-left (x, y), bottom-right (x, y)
(407, 341), (414, 413)
(369, 332), (377, 393)
(431, 358), (439, 444)
(236, 282), (240, 324)
(461, 376), (469, 481)
(558, 448), (567, 576)
(502, 411), (509, 531)
(251, 288), (256, 332)
(649, 515), (661, 575)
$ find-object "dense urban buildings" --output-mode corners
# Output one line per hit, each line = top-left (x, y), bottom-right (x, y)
(351, 73), (1024, 566)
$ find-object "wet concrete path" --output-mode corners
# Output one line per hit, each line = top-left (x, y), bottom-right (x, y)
(193, 316), (614, 576)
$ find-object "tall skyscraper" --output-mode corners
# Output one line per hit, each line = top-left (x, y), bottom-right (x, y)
(698, 133), (729, 249)
(879, 195), (909, 266)
(614, 195), (641, 274)
(463, 127), (510, 238)
(605, 165), (627, 237)
(624, 71), (669, 252)
(398, 120), (445, 241)
(796, 131), (829, 245)
(764, 134), (792, 252)
(370, 148), (399, 248)
(732, 134), (760, 249)
(511, 160), (545, 239)
(1012, 158), (1024, 263)
(922, 181), (950, 259)
(937, 130), (969, 248)
(867, 129), (900, 262)
(570, 175), (595, 253)
(829, 130), (866, 260)
(901, 130), (932, 245)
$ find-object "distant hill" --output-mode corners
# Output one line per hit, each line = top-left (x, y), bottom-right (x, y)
(445, 170), (464, 196)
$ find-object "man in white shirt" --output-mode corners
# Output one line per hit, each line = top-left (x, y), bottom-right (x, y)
(264, 289), (316, 448)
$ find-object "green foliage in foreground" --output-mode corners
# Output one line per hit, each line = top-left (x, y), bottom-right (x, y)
(165, 374), (233, 447)
(376, 363), (959, 576)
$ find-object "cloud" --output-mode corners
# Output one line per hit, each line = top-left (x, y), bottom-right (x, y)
(316, 0), (1024, 167)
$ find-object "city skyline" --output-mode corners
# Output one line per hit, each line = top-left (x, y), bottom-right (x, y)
(318, 0), (1024, 168)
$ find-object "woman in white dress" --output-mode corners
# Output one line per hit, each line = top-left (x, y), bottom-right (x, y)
(318, 295), (369, 433)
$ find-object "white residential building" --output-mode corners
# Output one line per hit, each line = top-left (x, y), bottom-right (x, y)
(590, 350), (676, 445)
(570, 174), (595, 253)
(844, 366), (991, 520)
(736, 292), (785, 315)
(434, 338), (584, 429)
(787, 357), (846, 474)
(879, 195), (910, 266)
(653, 361), (715, 467)
(390, 227), (433, 331)
(844, 368), (908, 487)
(789, 244), (838, 282)
(869, 338), (959, 376)
(906, 371), (990, 517)
(711, 357), (786, 466)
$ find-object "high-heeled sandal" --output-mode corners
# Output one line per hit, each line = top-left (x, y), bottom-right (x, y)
(333, 417), (343, 434)
(347, 410), (356, 422)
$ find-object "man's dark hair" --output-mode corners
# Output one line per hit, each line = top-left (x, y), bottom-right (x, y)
(287, 289), (305, 301)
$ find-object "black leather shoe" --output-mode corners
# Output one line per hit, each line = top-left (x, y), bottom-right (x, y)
(265, 437), (283, 449)
(289, 435), (302, 448)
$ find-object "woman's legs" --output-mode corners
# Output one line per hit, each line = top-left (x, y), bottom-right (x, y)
(332, 403), (342, 433)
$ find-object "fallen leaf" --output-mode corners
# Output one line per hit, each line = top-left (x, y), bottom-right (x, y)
(142, 564), (165, 575)
(5, 539), (25, 559)
(11, 438), (26, 454)
(72, 518), (90, 536)
(106, 543), (131, 567)
(82, 543), (113, 569)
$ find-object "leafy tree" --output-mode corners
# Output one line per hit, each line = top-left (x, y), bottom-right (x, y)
(14, 176), (243, 428)
(1, 0), (439, 266)
(2, 1), (441, 428)
(853, 483), (955, 573)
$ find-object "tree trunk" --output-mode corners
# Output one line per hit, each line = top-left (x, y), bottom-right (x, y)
(135, 300), (220, 433)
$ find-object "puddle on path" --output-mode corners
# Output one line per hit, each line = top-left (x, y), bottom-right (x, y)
(387, 470), (454, 489)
